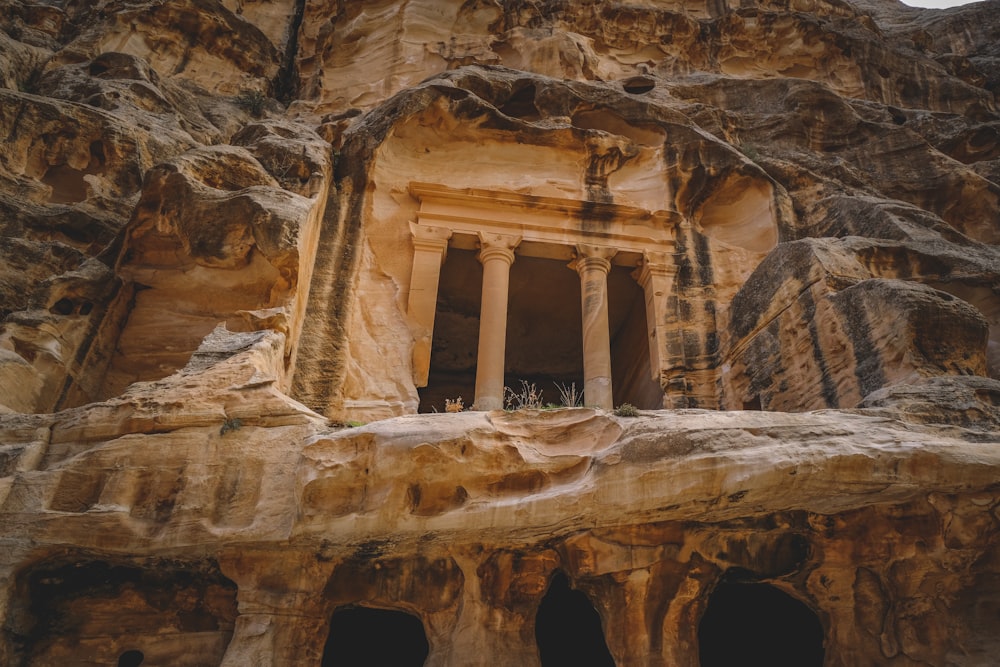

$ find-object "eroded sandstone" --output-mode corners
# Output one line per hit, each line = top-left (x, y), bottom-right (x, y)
(1, 0), (1000, 665)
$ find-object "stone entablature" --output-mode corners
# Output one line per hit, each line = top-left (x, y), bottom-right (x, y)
(406, 182), (684, 409)
(408, 182), (681, 264)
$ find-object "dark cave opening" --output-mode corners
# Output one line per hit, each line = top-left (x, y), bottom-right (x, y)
(535, 572), (615, 666)
(322, 606), (430, 667)
(117, 649), (145, 667)
(698, 581), (825, 667)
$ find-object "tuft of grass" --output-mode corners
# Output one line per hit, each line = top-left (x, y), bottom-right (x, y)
(220, 417), (243, 435)
(613, 403), (639, 417)
(236, 89), (267, 117)
(554, 381), (583, 408)
(738, 143), (760, 162)
(504, 380), (544, 410)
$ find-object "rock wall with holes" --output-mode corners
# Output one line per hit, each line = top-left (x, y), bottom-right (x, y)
(1, 0), (1000, 665)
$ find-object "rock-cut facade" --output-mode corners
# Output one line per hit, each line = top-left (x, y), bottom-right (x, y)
(1, 0), (1000, 665)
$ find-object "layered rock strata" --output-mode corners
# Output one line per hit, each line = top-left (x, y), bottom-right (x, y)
(1, 0), (999, 665)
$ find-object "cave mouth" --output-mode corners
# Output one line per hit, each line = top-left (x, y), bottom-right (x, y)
(322, 606), (430, 667)
(535, 571), (615, 667)
(118, 649), (145, 667)
(698, 581), (825, 667)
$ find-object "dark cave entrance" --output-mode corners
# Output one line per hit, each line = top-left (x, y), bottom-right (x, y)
(418, 246), (661, 412)
(322, 606), (430, 667)
(698, 581), (825, 667)
(535, 571), (615, 666)
(118, 649), (145, 667)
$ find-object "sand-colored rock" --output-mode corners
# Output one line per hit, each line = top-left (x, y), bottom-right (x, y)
(1, 0), (1000, 665)
(3, 332), (1000, 664)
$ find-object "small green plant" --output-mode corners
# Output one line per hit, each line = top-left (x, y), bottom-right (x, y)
(555, 381), (583, 408)
(504, 380), (544, 410)
(220, 417), (243, 435)
(613, 403), (639, 417)
(738, 143), (760, 162)
(236, 89), (266, 117)
(345, 420), (366, 428)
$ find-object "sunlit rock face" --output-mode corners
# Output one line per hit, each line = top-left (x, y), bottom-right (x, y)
(1, 0), (1000, 665)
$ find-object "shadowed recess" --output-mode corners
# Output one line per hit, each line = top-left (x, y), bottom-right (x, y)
(118, 649), (144, 667)
(8, 559), (236, 667)
(322, 606), (430, 667)
(698, 581), (825, 667)
(535, 572), (615, 666)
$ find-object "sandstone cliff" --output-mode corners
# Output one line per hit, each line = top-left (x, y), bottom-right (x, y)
(1, 0), (999, 665)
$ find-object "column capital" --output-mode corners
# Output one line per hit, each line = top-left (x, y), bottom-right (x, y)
(571, 244), (617, 276)
(411, 223), (453, 254)
(477, 232), (521, 266)
(408, 223), (452, 388)
(632, 252), (677, 288)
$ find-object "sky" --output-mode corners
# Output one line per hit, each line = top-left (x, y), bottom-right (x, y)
(900, 0), (981, 7)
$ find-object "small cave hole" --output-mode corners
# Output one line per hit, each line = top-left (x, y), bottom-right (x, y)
(88, 61), (110, 77)
(622, 76), (655, 94)
(78, 301), (93, 315)
(50, 298), (74, 316)
(322, 606), (429, 667)
(499, 84), (541, 121)
(41, 164), (89, 204)
(698, 581), (824, 667)
(89, 141), (106, 170)
(118, 649), (144, 667)
(535, 572), (615, 666)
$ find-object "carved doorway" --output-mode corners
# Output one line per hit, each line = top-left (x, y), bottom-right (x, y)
(535, 572), (615, 666)
(322, 606), (429, 667)
(698, 581), (825, 666)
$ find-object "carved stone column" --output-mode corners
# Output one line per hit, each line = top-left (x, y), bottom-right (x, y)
(632, 252), (677, 386)
(572, 244), (617, 410)
(407, 223), (452, 387)
(474, 232), (521, 410)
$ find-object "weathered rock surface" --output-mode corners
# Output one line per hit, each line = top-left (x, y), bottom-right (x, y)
(4, 328), (1000, 665)
(1, 0), (999, 665)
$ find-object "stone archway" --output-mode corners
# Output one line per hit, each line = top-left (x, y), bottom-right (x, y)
(534, 572), (615, 666)
(322, 606), (429, 667)
(698, 581), (824, 666)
